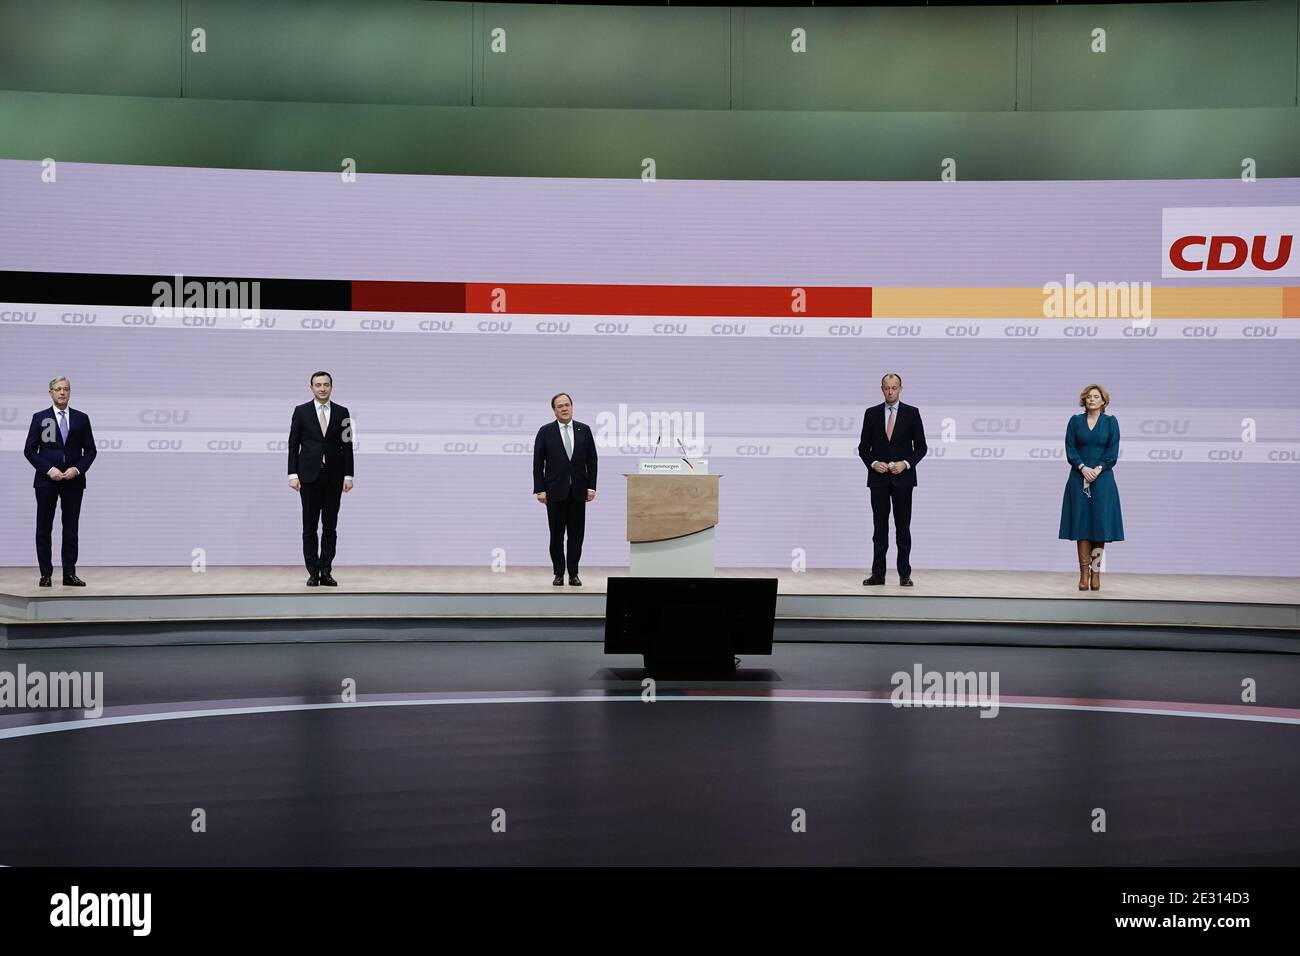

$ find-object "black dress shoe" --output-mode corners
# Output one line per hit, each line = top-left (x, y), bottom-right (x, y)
(306, 573), (320, 587)
(62, 574), (86, 586)
(553, 575), (565, 586)
(862, 576), (886, 586)
(319, 572), (338, 586)
(899, 576), (914, 587)
(38, 575), (52, 587)
(569, 576), (582, 587)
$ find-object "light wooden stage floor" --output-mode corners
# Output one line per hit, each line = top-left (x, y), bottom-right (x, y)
(1, 566), (1297, 633)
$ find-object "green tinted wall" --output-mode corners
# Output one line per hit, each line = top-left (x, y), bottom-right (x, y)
(0, 0), (1297, 179)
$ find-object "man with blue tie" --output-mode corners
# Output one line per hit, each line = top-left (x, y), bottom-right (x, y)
(857, 373), (928, 587)
(23, 376), (97, 587)
(533, 393), (598, 586)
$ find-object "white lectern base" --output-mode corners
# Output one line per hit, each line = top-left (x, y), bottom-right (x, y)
(629, 528), (716, 577)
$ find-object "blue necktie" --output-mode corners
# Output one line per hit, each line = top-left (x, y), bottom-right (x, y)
(58, 410), (68, 444)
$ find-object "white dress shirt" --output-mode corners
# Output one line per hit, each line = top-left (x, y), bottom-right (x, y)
(872, 401), (909, 471)
(288, 400), (353, 484)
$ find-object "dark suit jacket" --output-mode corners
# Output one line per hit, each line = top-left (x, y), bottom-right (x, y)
(287, 401), (355, 483)
(533, 420), (598, 499)
(857, 402), (927, 488)
(24, 407), (97, 488)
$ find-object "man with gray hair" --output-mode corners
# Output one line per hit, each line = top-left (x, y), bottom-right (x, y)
(23, 377), (97, 586)
(857, 372), (927, 587)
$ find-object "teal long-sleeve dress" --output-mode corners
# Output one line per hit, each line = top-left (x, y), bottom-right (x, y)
(1058, 413), (1125, 543)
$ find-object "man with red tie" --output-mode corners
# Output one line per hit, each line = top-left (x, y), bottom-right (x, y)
(857, 373), (927, 587)
(23, 376), (97, 587)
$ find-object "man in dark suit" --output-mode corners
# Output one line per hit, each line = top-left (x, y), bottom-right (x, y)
(857, 372), (927, 587)
(533, 392), (598, 586)
(287, 371), (354, 587)
(23, 376), (97, 587)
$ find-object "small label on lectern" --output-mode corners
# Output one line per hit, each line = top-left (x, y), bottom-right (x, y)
(638, 459), (709, 475)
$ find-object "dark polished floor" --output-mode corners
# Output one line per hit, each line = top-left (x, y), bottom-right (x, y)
(1, 636), (1298, 865)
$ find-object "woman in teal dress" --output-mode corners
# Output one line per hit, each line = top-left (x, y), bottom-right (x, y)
(1059, 384), (1124, 591)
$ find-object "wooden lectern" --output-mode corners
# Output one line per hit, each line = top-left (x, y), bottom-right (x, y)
(625, 473), (720, 576)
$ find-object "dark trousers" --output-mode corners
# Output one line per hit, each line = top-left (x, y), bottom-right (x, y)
(546, 491), (587, 577)
(300, 478), (343, 573)
(35, 483), (84, 577)
(870, 481), (914, 577)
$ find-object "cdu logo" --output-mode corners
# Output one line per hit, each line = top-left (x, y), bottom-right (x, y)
(1168, 234), (1293, 272)
(805, 416), (857, 432)
(1139, 420), (1189, 435)
(139, 409), (190, 425)
(971, 418), (1021, 434)
(474, 414), (525, 429)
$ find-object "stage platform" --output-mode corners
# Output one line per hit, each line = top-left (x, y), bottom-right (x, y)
(1, 566), (1296, 649)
